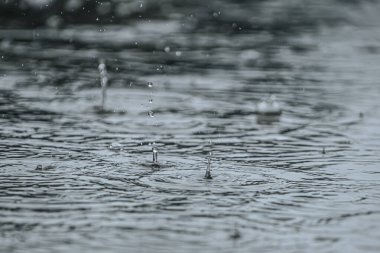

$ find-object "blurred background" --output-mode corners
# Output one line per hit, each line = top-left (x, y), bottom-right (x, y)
(1, 0), (377, 29)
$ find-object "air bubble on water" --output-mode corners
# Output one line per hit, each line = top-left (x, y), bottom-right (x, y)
(213, 12), (221, 17)
(109, 142), (123, 151)
(256, 94), (282, 116)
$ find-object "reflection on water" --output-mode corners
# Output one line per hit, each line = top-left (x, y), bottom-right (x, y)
(1, 0), (380, 252)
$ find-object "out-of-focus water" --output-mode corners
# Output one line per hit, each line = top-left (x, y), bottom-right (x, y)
(1, 0), (380, 252)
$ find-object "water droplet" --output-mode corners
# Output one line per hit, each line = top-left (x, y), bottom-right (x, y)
(98, 59), (108, 110)
(152, 147), (158, 163)
(204, 152), (212, 179)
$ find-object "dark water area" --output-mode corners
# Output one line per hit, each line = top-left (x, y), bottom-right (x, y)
(1, 0), (380, 252)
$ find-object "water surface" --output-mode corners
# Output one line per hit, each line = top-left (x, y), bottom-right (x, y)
(1, 0), (380, 252)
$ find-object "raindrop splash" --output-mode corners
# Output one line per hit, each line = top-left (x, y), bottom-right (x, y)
(98, 59), (108, 110)
(256, 94), (282, 124)
(204, 152), (212, 179)
(152, 147), (158, 164)
(257, 94), (282, 116)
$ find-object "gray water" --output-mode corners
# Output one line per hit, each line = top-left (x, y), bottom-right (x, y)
(1, 1), (380, 252)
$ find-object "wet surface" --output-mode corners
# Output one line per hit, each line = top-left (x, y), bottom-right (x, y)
(1, 0), (380, 252)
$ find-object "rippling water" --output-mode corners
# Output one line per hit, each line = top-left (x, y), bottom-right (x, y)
(1, 0), (380, 252)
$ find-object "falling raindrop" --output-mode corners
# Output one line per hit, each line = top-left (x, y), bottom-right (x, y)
(147, 81), (155, 117)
